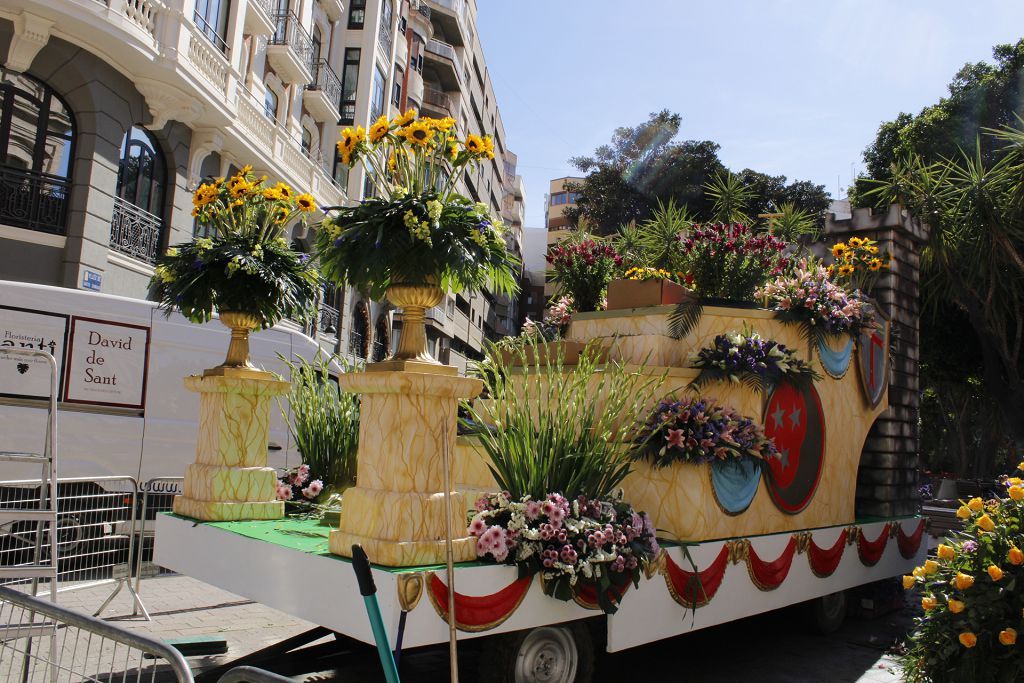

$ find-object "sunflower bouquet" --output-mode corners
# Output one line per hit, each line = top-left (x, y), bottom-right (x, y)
(315, 109), (519, 300)
(827, 236), (890, 294)
(151, 166), (322, 328)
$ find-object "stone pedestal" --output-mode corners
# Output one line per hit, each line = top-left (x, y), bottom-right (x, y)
(173, 375), (290, 521)
(329, 370), (483, 567)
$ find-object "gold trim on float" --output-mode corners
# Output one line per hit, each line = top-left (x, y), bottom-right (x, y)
(396, 572), (424, 612)
(364, 359), (459, 376)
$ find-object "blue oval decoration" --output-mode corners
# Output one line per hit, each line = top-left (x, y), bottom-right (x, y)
(710, 458), (762, 515)
(817, 336), (853, 379)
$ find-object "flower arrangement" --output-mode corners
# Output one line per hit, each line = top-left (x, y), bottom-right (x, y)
(468, 491), (659, 614)
(828, 236), (890, 294)
(680, 223), (788, 302)
(314, 110), (519, 300)
(546, 239), (622, 312)
(152, 167), (321, 327)
(497, 296), (574, 351)
(631, 396), (778, 467)
(901, 466), (1024, 682)
(274, 464), (324, 503)
(622, 266), (694, 288)
(756, 259), (875, 337)
(687, 326), (820, 390)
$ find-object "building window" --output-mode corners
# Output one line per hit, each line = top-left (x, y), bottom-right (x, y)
(194, 0), (230, 53)
(264, 87), (279, 120)
(550, 192), (568, 206)
(340, 48), (360, 125)
(311, 25), (323, 64)
(391, 66), (403, 106)
(370, 64), (385, 122)
(348, 0), (365, 29)
(332, 148), (350, 189)
(0, 70), (75, 235)
(371, 315), (390, 362)
(301, 127), (313, 154)
(349, 301), (370, 359)
(111, 126), (166, 263)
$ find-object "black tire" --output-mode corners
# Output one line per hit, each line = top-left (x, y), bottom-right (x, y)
(479, 621), (595, 683)
(804, 590), (848, 634)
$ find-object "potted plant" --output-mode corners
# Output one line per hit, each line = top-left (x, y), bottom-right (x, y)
(545, 238), (622, 313)
(151, 167), (322, 377)
(315, 111), (520, 371)
(606, 266), (696, 310)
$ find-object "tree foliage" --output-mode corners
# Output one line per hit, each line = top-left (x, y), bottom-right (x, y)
(565, 110), (829, 234)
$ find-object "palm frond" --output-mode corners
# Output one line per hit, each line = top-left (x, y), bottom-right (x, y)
(668, 300), (704, 340)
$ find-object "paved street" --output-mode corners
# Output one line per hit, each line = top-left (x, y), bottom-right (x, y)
(56, 574), (912, 682)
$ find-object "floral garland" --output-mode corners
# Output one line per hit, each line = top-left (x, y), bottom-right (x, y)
(274, 464), (324, 503)
(687, 327), (820, 391)
(756, 258), (875, 339)
(468, 492), (659, 614)
(631, 396), (778, 467)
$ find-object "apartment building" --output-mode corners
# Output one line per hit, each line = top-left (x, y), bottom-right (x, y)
(540, 175), (583, 297)
(0, 0), (524, 372)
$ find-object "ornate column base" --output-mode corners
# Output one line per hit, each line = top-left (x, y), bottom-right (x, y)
(172, 374), (289, 522)
(328, 370), (483, 567)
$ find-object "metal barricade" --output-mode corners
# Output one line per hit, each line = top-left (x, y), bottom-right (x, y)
(0, 476), (140, 601)
(0, 584), (194, 682)
(135, 477), (184, 585)
(218, 667), (295, 683)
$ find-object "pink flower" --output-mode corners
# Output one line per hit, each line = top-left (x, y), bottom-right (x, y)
(275, 482), (293, 501)
(666, 428), (685, 448)
(468, 517), (487, 536)
(301, 479), (323, 500)
(525, 500), (542, 521)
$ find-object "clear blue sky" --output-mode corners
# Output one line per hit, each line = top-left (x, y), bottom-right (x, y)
(476, 1), (1024, 229)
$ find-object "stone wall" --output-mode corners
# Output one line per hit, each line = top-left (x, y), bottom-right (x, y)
(824, 205), (930, 517)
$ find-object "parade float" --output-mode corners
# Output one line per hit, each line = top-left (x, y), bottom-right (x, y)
(153, 124), (927, 680)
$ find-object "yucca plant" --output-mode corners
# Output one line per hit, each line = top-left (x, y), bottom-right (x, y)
(277, 352), (359, 493)
(639, 198), (693, 272)
(768, 201), (819, 243)
(705, 171), (754, 225)
(463, 339), (663, 501)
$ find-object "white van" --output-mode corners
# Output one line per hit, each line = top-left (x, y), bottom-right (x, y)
(0, 280), (332, 488)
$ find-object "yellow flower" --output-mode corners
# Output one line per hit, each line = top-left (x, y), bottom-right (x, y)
(191, 207), (199, 217)
(1008, 477), (1022, 485)
(959, 632), (977, 648)
(484, 135), (495, 159)
(296, 193), (316, 213)
(902, 575), (916, 589)
(1009, 547), (1023, 565)
(166, 247), (179, 258)
(464, 134), (485, 154)
(195, 237), (213, 251)
(999, 628), (1017, 646)
(988, 565), (1004, 581)
(968, 497), (984, 512)
(430, 116), (456, 132)
(912, 566), (926, 580)
(948, 599), (965, 614)
(228, 177), (252, 198)
(239, 164), (253, 175)
(924, 559), (939, 575)
(192, 183), (219, 207)
(953, 572), (975, 591)
(392, 108), (417, 127)
(865, 244), (879, 254)
(1010, 485), (1024, 501)
(831, 243), (849, 259)
(868, 258), (883, 271)
(369, 115), (390, 143)
(338, 126), (366, 154)
(397, 120), (435, 147)
(848, 237), (864, 248)
(956, 505), (972, 519)
(978, 513), (995, 532)
(838, 264), (855, 276)
(448, 142), (459, 161)
(263, 187), (282, 201)
(921, 596), (937, 611)
(274, 183), (292, 199)
(155, 265), (175, 284)
(937, 544), (955, 561)
(1018, 461), (1024, 472)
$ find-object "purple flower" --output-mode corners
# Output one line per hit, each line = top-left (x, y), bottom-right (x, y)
(962, 540), (979, 553)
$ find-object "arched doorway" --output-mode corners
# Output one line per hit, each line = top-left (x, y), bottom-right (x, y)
(110, 126), (167, 264)
(349, 301), (370, 360)
(371, 314), (391, 362)
(0, 69), (75, 235)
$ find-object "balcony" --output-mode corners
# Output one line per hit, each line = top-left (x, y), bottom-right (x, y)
(0, 167), (70, 236)
(378, 22), (393, 58)
(424, 39), (461, 89)
(244, 0), (276, 36)
(424, 0), (469, 46)
(318, 303), (340, 335)
(267, 12), (314, 85)
(421, 87), (456, 118)
(109, 197), (163, 264)
(318, 0), (345, 23)
(303, 60), (342, 123)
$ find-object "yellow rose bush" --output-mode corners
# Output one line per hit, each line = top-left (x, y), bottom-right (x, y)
(903, 473), (1024, 682)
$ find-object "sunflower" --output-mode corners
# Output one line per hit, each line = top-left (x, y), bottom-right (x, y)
(448, 142), (459, 161)
(239, 164), (253, 175)
(273, 207), (290, 224)
(868, 258), (883, 271)
(262, 186), (283, 201)
(427, 116), (456, 132)
(369, 115), (390, 143)
(837, 264), (855, 276)
(398, 120), (435, 147)
(831, 243), (849, 259)
(296, 193), (317, 213)
(192, 183), (219, 207)
(865, 244), (879, 254)
(392, 108), (417, 127)
(848, 237), (864, 248)
(464, 134), (485, 154)
(228, 178), (252, 198)
(483, 135), (495, 159)
(338, 126), (366, 155)
(274, 182), (293, 199)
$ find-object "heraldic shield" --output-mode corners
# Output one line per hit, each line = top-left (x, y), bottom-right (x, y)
(857, 305), (890, 409)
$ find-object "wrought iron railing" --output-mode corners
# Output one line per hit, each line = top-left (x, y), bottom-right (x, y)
(109, 197), (164, 264)
(270, 11), (315, 74)
(319, 304), (340, 335)
(0, 167), (70, 235)
(306, 59), (342, 106)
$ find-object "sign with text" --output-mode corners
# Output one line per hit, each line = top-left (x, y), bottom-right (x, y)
(0, 306), (69, 401)
(63, 317), (150, 410)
